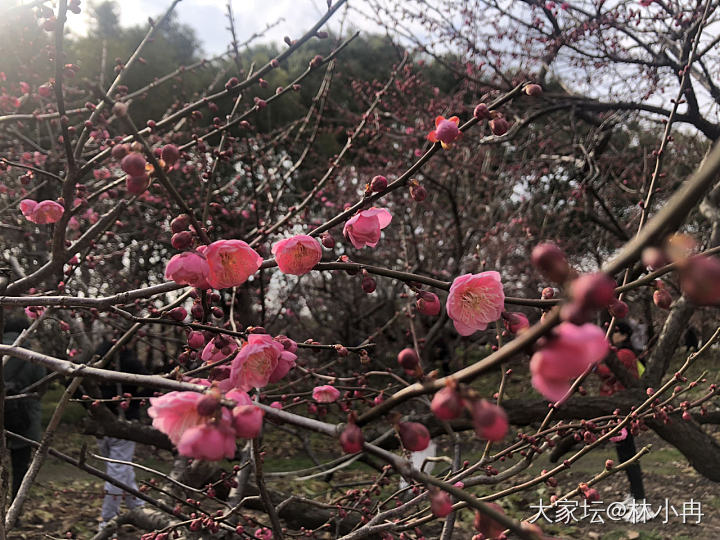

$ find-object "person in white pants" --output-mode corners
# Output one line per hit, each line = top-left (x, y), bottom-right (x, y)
(98, 436), (145, 528)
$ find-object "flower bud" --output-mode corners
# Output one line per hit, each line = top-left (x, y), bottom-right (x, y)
(171, 231), (193, 250)
(168, 307), (187, 321)
(170, 214), (191, 233)
(361, 276), (376, 293)
(370, 175), (388, 192)
(570, 273), (616, 310)
(531, 242), (570, 283)
(416, 291), (441, 316)
(489, 116), (509, 136)
(524, 83), (542, 96)
(321, 232), (335, 248)
(187, 331), (205, 349)
(111, 144), (129, 160)
(161, 144), (180, 165)
(679, 255), (720, 305)
(121, 153), (147, 177)
(126, 175), (150, 195)
(112, 101), (128, 117)
(608, 298), (628, 319)
(410, 184), (426, 202)
(471, 399), (508, 442)
(473, 103), (490, 120)
(430, 490), (453, 517)
(502, 311), (529, 334)
(397, 348), (419, 374)
(340, 422), (364, 453)
(397, 422), (430, 451)
(431, 386), (464, 420)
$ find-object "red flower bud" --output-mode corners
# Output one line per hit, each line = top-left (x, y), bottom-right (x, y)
(570, 273), (616, 311)
(161, 144), (180, 165)
(679, 255), (720, 305)
(397, 348), (419, 374)
(121, 153), (147, 177)
(340, 422), (364, 453)
(473, 103), (490, 120)
(370, 175), (388, 192)
(524, 83), (542, 96)
(489, 116), (509, 136)
(608, 298), (629, 319)
(126, 175), (150, 195)
(170, 214), (191, 233)
(397, 422), (430, 451)
(171, 231), (193, 250)
(531, 242), (570, 283)
(431, 386), (464, 420)
(471, 399), (508, 442)
(416, 291), (441, 316)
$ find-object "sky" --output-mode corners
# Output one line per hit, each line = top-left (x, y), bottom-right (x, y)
(63, 0), (381, 55)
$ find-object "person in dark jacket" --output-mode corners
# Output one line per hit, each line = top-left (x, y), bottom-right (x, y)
(95, 341), (146, 530)
(596, 322), (653, 518)
(3, 316), (46, 500)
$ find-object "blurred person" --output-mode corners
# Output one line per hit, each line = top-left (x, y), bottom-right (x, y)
(596, 321), (655, 520)
(95, 341), (147, 530)
(2, 315), (46, 500)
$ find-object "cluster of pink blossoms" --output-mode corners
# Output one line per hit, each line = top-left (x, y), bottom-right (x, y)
(19, 199), (64, 224)
(165, 239), (262, 290)
(148, 334), (297, 460)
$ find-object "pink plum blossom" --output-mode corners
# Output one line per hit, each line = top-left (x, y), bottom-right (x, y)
(164, 251), (211, 289)
(416, 291), (441, 316)
(446, 272), (505, 336)
(271, 234), (322, 275)
(427, 115), (461, 148)
(19, 199), (64, 224)
(312, 385), (341, 403)
(226, 389), (263, 438)
(205, 239), (263, 289)
(177, 421), (236, 461)
(147, 391), (207, 445)
(529, 322), (609, 402)
(230, 334), (297, 391)
(343, 208), (392, 249)
(232, 405), (264, 438)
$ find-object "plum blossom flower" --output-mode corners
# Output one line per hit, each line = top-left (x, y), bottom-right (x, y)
(226, 389), (264, 439)
(205, 239), (263, 289)
(165, 251), (211, 289)
(529, 323), (609, 402)
(147, 391), (208, 445)
(230, 334), (297, 391)
(312, 385), (341, 403)
(19, 199), (64, 224)
(177, 421), (236, 461)
(446, 272), (505, 336)
(427, 115), (461, 149)
(271, 234), (322, 275)
(343, 208), (392, 249)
